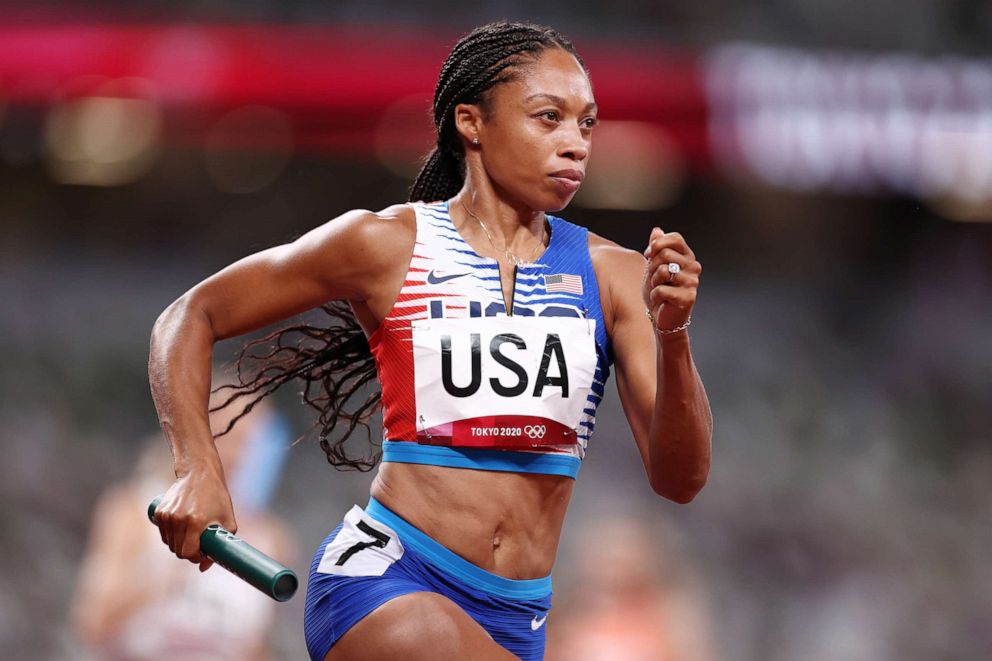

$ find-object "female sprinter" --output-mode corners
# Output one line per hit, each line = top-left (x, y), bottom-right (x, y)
(149, 21), (711, 661)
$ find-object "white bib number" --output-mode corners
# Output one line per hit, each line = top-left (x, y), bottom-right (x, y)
(316, 506), (404, 577)
(411, 316), (597, 448)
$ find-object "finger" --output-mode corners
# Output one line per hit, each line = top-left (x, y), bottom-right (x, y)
(160, 510), (179, 554)
(647, 249), (695, 278)
(648, 247), (690, 268)
(179, 521), (203, 562)
(648, 250), (692, 286)
(649, 260), (691, 289)
(649, 285), (696, 309)
(662, 255), (702, 276)
(198, 554), (214, 573)
(651, 263), (703, 291)
(643, 227), (665, 257)
(652, 268), (701, 291)
(646, 232), (694, 261)
(653, 272), (700, 292)
(172, 522), (200, 560)
(654, 231), (691, 256)
(651, 265), (679, 289)
(650, 291), (695, 314)
(155, 509), (170, 549)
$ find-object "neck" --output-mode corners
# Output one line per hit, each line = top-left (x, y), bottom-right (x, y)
(451, 177), (547, 261)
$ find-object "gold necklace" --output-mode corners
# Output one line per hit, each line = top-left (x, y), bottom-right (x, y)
(461, 196), (546, 266)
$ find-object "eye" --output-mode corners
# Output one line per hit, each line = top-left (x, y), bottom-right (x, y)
(581, 116), (599, 129)
(538, 110), (560, 122)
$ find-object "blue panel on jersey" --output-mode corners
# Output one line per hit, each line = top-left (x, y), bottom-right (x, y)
(382, 441), (581, 479)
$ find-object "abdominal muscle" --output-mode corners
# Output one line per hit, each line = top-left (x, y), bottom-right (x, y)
(369, 460), (574, 580)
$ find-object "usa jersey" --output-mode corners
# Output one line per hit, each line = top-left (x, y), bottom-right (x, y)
(368, 200), (613, 479)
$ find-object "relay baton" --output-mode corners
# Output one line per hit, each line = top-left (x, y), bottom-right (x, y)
(147, 496), (298, 602)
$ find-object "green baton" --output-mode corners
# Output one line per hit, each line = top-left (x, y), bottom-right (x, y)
(148, 496), (298, 602)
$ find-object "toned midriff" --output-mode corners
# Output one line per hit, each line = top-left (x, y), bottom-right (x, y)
(369, 460), (574, 580)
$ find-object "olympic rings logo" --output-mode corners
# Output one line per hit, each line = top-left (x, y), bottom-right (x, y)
(524, 425), (547, 439)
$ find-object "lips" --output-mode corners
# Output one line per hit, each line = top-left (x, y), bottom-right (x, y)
(549, 169), (584, 182)
(549, 169), (584, 195)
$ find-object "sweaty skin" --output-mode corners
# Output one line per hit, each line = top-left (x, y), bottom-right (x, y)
(149, 46), (711, 585)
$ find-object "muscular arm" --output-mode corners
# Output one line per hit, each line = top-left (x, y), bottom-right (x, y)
(149, 205), (414, 564)
(593, 232), (712, 503)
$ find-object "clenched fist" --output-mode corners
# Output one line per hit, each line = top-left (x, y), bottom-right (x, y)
(642, 227), (702, 334)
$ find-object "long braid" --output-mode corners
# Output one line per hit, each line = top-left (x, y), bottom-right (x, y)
(219, 22), (586, 471)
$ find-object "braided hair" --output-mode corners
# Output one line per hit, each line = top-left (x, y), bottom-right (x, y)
(215, 21), (586, 471)
(410, 21), (586, 202)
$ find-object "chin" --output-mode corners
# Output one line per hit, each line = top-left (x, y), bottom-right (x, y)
(516, 186), (576, 214)
(545, 192), (577, 213)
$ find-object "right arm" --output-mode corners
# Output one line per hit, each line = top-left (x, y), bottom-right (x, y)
(149, 205), (414, 567)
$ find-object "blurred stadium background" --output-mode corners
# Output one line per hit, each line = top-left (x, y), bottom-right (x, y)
(1, 1), (990, 659)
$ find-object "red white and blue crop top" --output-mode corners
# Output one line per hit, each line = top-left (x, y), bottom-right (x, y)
(367, 200), (613, 479)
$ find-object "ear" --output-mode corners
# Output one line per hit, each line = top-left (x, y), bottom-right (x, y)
(453, 103), (485, 147)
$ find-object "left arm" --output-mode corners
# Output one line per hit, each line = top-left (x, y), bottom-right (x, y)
(593, 228), (712, 503)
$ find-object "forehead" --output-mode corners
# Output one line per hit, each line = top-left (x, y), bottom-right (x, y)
(499, 48), (594, 107)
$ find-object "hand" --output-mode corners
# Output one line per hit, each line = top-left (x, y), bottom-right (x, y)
(153, 467), (237, 572)
(642, 227), (702, 333)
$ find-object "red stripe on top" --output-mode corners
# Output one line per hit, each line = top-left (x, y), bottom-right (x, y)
(369, 321), (416, 441)
(369, 209), (439, 443)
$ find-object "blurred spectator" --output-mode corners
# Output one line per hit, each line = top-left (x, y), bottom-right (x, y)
(546, 516), (714, 661)
(69, 389), (296, 660)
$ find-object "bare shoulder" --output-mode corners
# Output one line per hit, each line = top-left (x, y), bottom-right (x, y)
(374, 202), (417, 226)
(298, 202), (416, 288)
(327, 203), (415, 255)
(588, 231), (647, 295)
(358, 201), (417, 274)
(321, 202), (418, 325)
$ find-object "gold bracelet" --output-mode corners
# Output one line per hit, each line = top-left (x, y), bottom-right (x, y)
(646, 308), (692, 335)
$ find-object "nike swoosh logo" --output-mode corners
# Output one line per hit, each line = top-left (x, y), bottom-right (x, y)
(531, 615), (548, 630)
(426, 269), (471, 285)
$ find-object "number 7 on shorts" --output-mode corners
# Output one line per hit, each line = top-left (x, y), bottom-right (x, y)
(316, 505), (405, 577)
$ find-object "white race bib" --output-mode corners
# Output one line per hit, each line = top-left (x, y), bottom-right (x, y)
(411, 315), (597, 448)
(316, 506), (404, 577)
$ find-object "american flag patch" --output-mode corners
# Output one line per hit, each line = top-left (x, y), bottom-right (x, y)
(544, 273), (583, 295)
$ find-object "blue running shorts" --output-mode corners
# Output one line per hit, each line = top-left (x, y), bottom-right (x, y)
(304, 497), (553, 660)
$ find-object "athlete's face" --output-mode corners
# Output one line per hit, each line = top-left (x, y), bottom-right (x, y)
(476, 48), (597, 212)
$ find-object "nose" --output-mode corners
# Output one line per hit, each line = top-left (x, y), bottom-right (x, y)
(558, 125), (589, 162)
